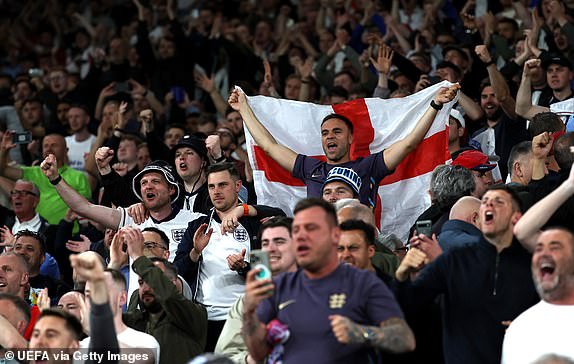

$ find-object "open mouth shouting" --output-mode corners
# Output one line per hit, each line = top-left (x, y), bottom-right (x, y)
(296, 244), (310, 257)
(537, 258), (557, 283)
(145, 191), (157, 202)
(326, 142), (337, 153)
(483, 210), (494, 225)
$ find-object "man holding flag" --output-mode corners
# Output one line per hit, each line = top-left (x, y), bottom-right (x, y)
(228, 84), (460, 211)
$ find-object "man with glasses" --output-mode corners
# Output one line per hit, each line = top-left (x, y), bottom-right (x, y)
(141, 227), (192, 299)
(0, 132), (91, 226)
(2, 180), (60, 280)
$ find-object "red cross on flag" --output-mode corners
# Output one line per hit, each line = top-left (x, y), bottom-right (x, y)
(245, 81), (457, 241)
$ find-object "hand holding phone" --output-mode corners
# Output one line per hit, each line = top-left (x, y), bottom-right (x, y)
(12, 131), (32, 145)
(415, 220), (432, 238)
(250, 249), (271, 280)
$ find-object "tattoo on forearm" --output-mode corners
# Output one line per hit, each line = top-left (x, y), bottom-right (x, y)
(242, 312), (261, 337)
(349, 318), (415, 354)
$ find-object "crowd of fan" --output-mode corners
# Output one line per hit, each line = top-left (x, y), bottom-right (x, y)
(1, 0), (574, 363)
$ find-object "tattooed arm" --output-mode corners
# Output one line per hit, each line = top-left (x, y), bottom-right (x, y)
(329, 315), (415, 353)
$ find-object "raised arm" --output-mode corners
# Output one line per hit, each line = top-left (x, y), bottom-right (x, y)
(0, 131), (23, 181)
(228, 88), (297, 172)
(383, 84), (460, 170)
(39, 154), (122, 229)
(514, 161), (574, 252)
(516, 59), (549, 120)
(475, 45), (517, 119)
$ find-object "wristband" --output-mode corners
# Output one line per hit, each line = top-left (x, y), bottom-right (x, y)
(484, 60), (495, 67)
(430, 100), (443, 111)
(214, 155), (226, 163)
(242, 203), (249, 217)
(50, 175), (62, 186)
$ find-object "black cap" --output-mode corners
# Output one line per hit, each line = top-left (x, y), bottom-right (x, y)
(170, 135), (208, 161)
(541, 53), (573, 70)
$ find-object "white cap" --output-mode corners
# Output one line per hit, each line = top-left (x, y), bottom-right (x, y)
(449, 109), (465, 128)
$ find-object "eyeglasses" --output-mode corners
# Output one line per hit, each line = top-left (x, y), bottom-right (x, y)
(10, 190), (37, 197)
(144, 241), (167, 250)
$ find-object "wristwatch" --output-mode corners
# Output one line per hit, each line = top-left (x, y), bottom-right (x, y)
(361, 327), (376, 345)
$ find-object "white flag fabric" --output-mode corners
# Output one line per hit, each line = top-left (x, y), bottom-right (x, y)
(244, 81), (458, 241)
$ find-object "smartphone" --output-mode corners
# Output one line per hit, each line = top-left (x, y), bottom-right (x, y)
(416, 220), (432, 238)
(171, 86), (185, 104)
(12, 131), (32, 144)
(28, 68), (44, 78)
(250, 249), (271, 280)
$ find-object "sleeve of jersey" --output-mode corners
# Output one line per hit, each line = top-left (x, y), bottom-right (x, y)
(292, 154), (320, 180)
(359, 150), (392, 183)
(362, 272), (405, 324)
(116, 207), (134, 228)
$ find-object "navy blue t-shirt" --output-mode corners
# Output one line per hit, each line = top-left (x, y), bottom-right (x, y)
(292, 152), (391, 208)
(257, 264), (404, 364)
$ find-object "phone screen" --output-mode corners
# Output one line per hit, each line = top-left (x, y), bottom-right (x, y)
(12, 131), (32, 145)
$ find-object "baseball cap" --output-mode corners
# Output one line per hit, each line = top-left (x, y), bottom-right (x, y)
(449, 109), (465, 128)
(451, 150), (496, 172)
(132, 160), (181, 202)
(322, 167), (362, 196)
(170, 135), (208, 161)
(541, 53), (573, 70)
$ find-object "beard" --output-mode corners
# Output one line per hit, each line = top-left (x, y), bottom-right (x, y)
(486, 107), (503, 121)
(141, 295), (162, 313)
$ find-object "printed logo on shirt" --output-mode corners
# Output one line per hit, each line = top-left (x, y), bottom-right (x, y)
(278, 299), (296, 310)
(233, 226), (248, 242)
(171, 228), (186, 243)
(329, 293), (346, 309)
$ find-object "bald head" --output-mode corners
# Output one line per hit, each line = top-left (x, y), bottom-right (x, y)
(449, 196), (481, 227)
(336, 201), (376, 227)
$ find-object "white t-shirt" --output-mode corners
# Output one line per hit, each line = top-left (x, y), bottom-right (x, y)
(197, 218), (251, 321)
(502, 300), (574, 364)
(80, 327), (160, 364)
(66, 134), (96, 172)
